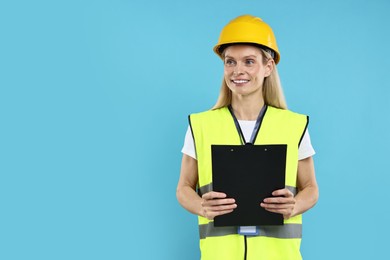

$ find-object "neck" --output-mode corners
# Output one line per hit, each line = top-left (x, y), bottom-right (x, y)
(231, 94), (265, 120)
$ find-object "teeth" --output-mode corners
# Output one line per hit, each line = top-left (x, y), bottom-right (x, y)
(233, 80), (249, 83)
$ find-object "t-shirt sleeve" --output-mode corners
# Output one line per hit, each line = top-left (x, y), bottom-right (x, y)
(298, 129), (316, 160)
(181, 126), (197, 159)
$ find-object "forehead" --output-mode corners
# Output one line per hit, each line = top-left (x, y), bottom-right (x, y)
(224, 45), (262, 58)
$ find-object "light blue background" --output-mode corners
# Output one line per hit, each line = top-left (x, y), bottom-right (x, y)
(1, 0), (389, 259)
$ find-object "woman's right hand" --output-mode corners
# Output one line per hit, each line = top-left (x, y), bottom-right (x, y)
(201, 191), (237, 220)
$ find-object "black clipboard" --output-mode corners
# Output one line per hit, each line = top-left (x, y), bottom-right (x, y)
(211, 144), (287, 227)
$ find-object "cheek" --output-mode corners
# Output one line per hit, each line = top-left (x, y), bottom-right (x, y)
(250, 66), (261, 75)
(224, 70), (233, 83)
(224, 67), (233, 76)
(252, 68), (265, 80)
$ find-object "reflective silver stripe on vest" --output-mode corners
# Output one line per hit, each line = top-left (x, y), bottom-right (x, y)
(286, 186), (297, 196)
(199, 223), (302, 239)
(198, 183), (297, 197)
(198, 183), (213, 196)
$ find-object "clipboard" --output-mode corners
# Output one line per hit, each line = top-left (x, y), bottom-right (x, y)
(211, 144), (287, 227)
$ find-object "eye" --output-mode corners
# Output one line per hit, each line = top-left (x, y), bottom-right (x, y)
(245, 59), (255, 65)
(225, 59), (236, 66)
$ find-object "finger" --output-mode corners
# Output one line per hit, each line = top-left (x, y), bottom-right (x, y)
(208, 209), (235, 220)
(208, 203), (237, 212)
(263, 207), (291, 217)
(262, 204), (292, 213)
(202, 191), (228, 200)
(262, 208), (282, 215)
(263, 197), (295, 204)
(272, 188), (293, 197)
(261, 202), (293, 210)
(214, 209), (234, 216)
(263, 207), (281, 213)
(204, 198), (236, 207)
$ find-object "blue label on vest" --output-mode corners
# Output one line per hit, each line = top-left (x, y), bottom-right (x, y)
(238, 226), (259, 236)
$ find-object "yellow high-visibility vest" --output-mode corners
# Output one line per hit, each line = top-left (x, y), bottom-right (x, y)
(189, 106), (308, 260)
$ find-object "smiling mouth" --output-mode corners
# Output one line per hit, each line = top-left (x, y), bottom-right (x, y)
(232, 79), (250, 84)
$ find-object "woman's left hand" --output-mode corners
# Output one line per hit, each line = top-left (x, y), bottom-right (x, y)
(260, 188), (296, 219)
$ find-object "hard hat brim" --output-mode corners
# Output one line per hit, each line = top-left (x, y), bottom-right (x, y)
(213, 42), (280, 64)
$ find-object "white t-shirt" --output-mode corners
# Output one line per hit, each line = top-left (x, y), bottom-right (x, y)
(181, 120), (315, 160)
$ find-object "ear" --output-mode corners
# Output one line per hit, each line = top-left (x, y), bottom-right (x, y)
(264, 59), (274, 77)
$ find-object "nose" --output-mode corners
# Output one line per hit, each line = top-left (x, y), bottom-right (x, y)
(233, 63), (244, 76)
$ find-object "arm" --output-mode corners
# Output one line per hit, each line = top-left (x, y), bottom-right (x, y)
(261, 156), (319, 219)
(176, 154), (237, 219)
(293, 156), (319, 216)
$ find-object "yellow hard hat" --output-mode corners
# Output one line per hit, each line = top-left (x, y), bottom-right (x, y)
(213, 15), (280, 64)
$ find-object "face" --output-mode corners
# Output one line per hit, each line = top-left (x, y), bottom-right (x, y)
(223, 45), (273, 98)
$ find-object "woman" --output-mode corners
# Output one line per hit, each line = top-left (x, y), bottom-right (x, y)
(176, 15), (319, 260)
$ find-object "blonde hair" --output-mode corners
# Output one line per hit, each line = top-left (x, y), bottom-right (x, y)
(212, 48), (287, 110)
